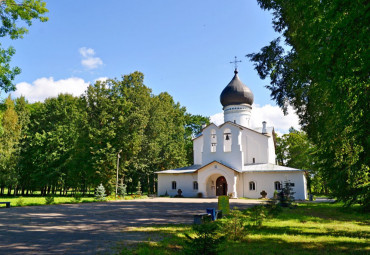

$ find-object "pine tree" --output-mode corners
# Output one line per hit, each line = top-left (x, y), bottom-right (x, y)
(118, 182), (126, 197)
(95, 183), (106, 201)
(136, 181), (142, 195)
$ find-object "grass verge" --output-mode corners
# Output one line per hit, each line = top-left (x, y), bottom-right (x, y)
(116, 203), (369, 255)
(0, 194), (149, 207)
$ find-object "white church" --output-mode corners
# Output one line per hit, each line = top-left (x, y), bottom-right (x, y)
(157, 69), (307, 200)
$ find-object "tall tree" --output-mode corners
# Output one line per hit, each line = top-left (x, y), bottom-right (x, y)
(83, 72), (152, 193)
(19, 94), (84, 195)
(275, 128), (318, 193)
(0, 95), (20, 195)
(0, 0), (48, 92)
(248, 0), (369, 208)
(184, 114), (209, 164)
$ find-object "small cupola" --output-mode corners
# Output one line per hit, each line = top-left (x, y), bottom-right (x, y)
(220, 69), (254, 108)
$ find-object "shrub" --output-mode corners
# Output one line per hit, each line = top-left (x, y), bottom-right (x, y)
(45, 195), (55, 205)
(278, 180), (296, 207)
(16, 196), (25, 206)
(95, 183), (106, 201)
(248, 205), (267, 227)
(197, 192), (203, 198)
(118, 183), (126, 197)
(265, 197), (282, 217)
(72, 193), (82, 203)
(184, 219), (225, 255)
(221, 207), (248, 241)
(136, 181), (142, 195)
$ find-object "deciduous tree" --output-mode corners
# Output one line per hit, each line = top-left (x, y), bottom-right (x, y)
(0, 0), (48, 92)
(248, 0), (369, 209)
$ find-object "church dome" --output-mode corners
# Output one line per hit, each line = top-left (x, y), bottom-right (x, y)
(220, 70), (254, 107)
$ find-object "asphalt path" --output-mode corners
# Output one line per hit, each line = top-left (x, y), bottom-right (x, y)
(0, 198), (262, 254)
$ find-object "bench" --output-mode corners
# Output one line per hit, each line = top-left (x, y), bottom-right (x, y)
(216, 209), (222, 219)
(194, 213), (211, 224)
(0, 202), (10, 208)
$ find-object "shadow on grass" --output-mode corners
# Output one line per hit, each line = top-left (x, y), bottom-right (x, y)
(246, 225), (369, 239)
(118, 225), (369, 255)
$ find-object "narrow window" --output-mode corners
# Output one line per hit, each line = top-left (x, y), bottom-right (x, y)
(211, 129), (217, 152)
(224, 128), (232, 152)
(193, 181), (198, 190)
(172, 181), (177, 190)
(249, 181), (256, 191)
(253, 158), (255, 163)
(274, 181), (282, 190)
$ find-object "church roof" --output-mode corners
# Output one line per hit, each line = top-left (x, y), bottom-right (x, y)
(220, 70), (254, 107)
(155, 165), (201, 174)
(156, 162), (303, 174)
(242, 163), (304, 172)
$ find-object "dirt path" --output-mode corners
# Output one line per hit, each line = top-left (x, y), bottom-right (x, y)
(0, 198), (261, 254)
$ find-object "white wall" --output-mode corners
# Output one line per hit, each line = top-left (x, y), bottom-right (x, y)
(202, 123), (243, 170)
(223, 104), (252, 128)
(241, 171), (307, 200)
(241, 129), (270, 165)
(157, 173), (198, 197)
(193, 136), (203, 165)
(197, 163), (236, 198)
(267, 136), (276, 164)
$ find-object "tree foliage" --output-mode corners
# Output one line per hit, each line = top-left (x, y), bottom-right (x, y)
(248, 0), (369, 209)
(0, 0), (48, 92)
(0, 71), (207, 197)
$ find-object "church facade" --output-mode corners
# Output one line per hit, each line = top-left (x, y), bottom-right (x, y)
(156, 70), (307, 200)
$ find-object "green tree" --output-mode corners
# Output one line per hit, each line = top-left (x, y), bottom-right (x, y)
(248, 0), (369, 209)
(275, 128), (319, 194)
(184, 114), (209, 164)
(0, 0), (48, 92)
(19, 94), (85, 195)
(140, 92), (188, 193)
(0, 95), (20, 195)
(83, 72), (151, 193)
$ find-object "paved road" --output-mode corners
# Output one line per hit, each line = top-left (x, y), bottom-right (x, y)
(0, 198), (261, 254)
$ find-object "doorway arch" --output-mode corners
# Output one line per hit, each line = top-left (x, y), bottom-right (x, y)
(216, 176), (227, 196)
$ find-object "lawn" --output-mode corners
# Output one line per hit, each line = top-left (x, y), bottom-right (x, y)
(117, 203), (370, 255)
(0, 194), (149, 207)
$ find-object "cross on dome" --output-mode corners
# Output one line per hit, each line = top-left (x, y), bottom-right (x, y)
(229, 56), (242, 73)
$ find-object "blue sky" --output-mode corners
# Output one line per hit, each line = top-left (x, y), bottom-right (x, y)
(3, 0), (299, 133)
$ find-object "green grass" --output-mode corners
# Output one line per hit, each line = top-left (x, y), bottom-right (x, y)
(117, 203), (370, 255)
(0, 196), (97, 207)
(0, 194), (149, 207)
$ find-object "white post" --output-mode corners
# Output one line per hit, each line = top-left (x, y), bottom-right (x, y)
(116, 150), (122, 199)
(233, 175), (238, 198)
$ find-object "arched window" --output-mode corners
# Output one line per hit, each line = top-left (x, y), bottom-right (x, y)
(223, 128), (232, 152)
(274, 181), (282, 190)
(211, 129), (217, 152)
(193, 181), (198, 190)
(172, 181), (177, 190)
(249, 181), (256, 191)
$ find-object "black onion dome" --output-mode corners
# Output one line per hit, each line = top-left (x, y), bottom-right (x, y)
(220, 70), (254, 107)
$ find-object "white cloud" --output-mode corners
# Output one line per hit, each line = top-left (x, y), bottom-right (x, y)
(13, 77), (90, 103)
(79, 47), (103, 69)
(210, 104), (300, 134)
(79, 47), (95, 58)
(94, 77), (109, 83)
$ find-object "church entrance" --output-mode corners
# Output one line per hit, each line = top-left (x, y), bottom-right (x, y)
(216, 176), (227, 196)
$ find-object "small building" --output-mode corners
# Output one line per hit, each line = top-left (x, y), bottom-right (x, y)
(156, 69), (307, 200)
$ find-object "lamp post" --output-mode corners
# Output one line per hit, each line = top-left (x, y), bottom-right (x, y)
(116, 149), (122, 199)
